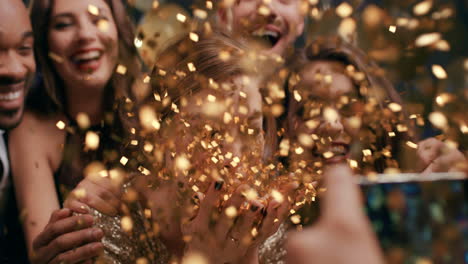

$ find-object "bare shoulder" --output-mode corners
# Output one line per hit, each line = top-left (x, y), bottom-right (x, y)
(9, 110), (66, 169)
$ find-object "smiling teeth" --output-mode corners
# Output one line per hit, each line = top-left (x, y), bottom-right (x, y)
(72, 51), (101, 61)
(329, 145), (347, 155)
(252, 29), (279, 38)
(0, 91), (22, 101)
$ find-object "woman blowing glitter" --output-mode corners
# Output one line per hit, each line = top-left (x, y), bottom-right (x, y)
(9, 0), (144, 262)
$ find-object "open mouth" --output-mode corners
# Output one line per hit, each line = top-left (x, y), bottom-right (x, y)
(71, 50), (103, 71)
(251, 28), (282, 48)
(313, 143), (350, 159)
(0, 90), (22, 101)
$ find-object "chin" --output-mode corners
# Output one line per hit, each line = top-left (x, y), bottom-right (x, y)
(0, 108), (24, 130)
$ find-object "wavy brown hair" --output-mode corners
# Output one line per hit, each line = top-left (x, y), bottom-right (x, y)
(28, 0), (141, 115)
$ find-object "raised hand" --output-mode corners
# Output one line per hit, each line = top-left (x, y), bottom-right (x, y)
(286, 165), (384, 264)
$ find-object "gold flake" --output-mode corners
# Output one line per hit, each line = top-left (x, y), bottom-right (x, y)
(193, 9), (208, 20)
(207, 94), (216, 102)
(336, 2), (353, 18)
(85, 131), (99, 150)
(143, 75), (151, 83)
(56, 120), (66, 130)
(298, 134), (314, 147)
(87, 4), (99, 15)
(388, 132), (396, 137)
(73, 188), (87, 199)
(258, 5), (271, 16)
(121, 216), (133, 232)
(362, 149), (372, 156)
(251, 227), (258, 237)
(120, 156), (129, 166)
(323, 107), (339, 122)
(406, 141), (418, 149)
(413, 0), (432, 16)
(293, 90), (302, 102)
(323, 151), (334, 159)
(388, 102), (402, 112)
(243, 189), (259, 201)
(290, 215), (301, 224)
(389, 25), (397, 33)
(271, 190), (284, 203)
(295, 147), (304, 155)
(428, 112), (448, 129)
(134, 38), (143, 48)
(116, 65), (127, 75)
(415, 32), (441, 47)
(97, 19), (109, 32)
(349, 159), (358, 168)
(189, 32), (199, 42)
(187, 62), (196, 72)
(130, 140), (138, 146)
(152, 0), (159, 9)
(225, 206), (238, 218)
(48, 52), (64, 63)
(176, 13), (187, 23)
(219, 51), (231, 61)
(431, 64), (447, 79)
(175, 156), (191, 171)
(206, 1), (213, 10)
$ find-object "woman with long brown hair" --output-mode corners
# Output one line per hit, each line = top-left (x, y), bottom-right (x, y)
(9, 0), (144, 262)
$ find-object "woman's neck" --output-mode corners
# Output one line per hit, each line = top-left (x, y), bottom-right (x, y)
(65, 83), (105, 125)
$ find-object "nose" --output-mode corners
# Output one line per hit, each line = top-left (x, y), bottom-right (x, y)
(0, 52), (28, 81)
(317, 117), (345, 138)
(76, 18), (98, 44)
(263, 0), (279, 21)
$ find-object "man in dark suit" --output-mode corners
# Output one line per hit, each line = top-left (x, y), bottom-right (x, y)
(0, 0), (36, 262)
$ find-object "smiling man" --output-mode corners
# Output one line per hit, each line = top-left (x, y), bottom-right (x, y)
(217, 0), (305, 57)
(0, 0), (36, 262)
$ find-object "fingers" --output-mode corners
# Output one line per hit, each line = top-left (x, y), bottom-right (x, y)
(215, 184), (251, 240)
(229, 201), (263, 246)
(64, 199), (90, 215)
(49, 242), (103, 264)
(417, 138), (444, 166)
(44, 228), (103, 262)
(78, 191), (119, 216)
(33, 214), (94, 250)
(48, 208), (72, 224)
(321, 164), (363, 222)
(196, 181), (224, 228)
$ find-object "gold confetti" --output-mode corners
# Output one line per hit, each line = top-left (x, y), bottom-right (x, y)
(73, 188), (87, 199)
(219, 51), (231, 61)
(362, 149), (372, 156)
(258, 5), (271, 16)
(189, 32), (199, 42)
(323, 151), (334, 159)
(187, 62), (196, 72)
(134, 38), (143, 48)
(415, 32), (441, 47)
(413, 0), (432, 16)
(85, 131), (99, 150)
(431, 64), (447, 79)
(388, 132), (396, 137)
(323, 107), (339, 122)
(139, 106), (158, 130)
(97, 19), (109, 32)
(87, 4), (99, 15)
(182, 252), (209, 264)
(388, 103), (402, 112)
(389, 25), (397, 33)
(251, 227), (258, 237)
(176, 13), (187, 23)
(349, 160), (358, 168)
(193, 9), (208, 19)
(175, 156), (191, 171)
(76, 112), (90, 129)
(48, 52), (64, 63)
(56, 120), (66, 130)
(271, 190), (284, 203)
(120, 156), (129, 166)
(295, 147), (304, 155)
(298, 134), (314, 147)
(152, 0), (159, 9)
(293, 90), (302, 102)
(243, 189), (259, 201)
(225, 206), (238, 218)
(338, 18), (356, 41)
(406, 141), (418, 149)
(290, 215), (301, 224)
(121, 216), (133, 232)
(428, 112), (448, 129)
(136, 258), (149, 264)
(116, 65), (127, 75)
(336, 2), (353, 18)
(206, 1), (213, 9)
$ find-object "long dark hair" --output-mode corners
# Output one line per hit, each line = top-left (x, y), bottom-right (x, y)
(28, 0), (141, 115)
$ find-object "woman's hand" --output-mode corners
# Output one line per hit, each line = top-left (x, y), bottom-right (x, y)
(416, 138), (466, 174)
(182, 181), (296, 264)
(64, 172), (123, 216)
